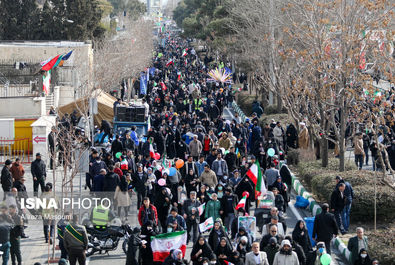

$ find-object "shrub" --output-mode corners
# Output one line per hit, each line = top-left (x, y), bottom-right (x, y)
(296, 159), (395, 221)
(366, 229), (395, 265)
(287, 148), (300, 165)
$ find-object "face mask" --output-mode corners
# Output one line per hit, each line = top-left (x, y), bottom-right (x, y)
(210, 262), (216, 265)
(218, 186), (223, 190)
(167, 227), (172, 233)
(361, 254), (367, 258)
(318, 248), (324, 254)
(203, 263), (209, 265)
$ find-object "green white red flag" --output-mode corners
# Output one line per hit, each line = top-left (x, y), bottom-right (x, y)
(235, 195), (247, 210)
(151, 231), (187, 262)
(43, 70), (51, 95)
(198, 217), (214, 233)
(246, 160), (266, 197)
(198, 203), (205, 216)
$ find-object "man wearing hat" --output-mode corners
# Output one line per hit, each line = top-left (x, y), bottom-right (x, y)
(1, 159), (13, 200)
(31, 153), (47, 197)
(273, 239), (299, 265)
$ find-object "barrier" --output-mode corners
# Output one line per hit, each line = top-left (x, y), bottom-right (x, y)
(232, 101), (247, 122)
(285, 165), (352, 264)
(0, 138), (31, 164)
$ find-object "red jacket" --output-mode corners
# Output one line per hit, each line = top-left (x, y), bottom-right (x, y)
(138, 204), (158, 227)
(114, 168), (123, 178)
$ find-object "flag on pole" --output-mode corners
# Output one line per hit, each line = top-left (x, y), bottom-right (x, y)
(199, 217), (214, 233)
(52, 54), (64, 69)
(224, 261), (235, 265)
(149, 139), (155, 158)
(151, 231), (187, 262)
(42, 55), (60, 71)
(246, 160), (266, 197)
(166, 59), (173, 67)
(182, 49), (187, 57)
(160, 82), (167, 91)
(235, 195), (247, 210)
(197, 203), (205, 216)
(62, 50), (73, 61)
(42, 70), (51, 95)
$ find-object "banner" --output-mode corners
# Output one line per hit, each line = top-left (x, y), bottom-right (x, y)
(199, 217), (214, 233)
(140, 72), (147, 95)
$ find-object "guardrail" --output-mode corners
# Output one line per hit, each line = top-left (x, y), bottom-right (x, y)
(231, 101), (247, 122)
(286, 165), (353, 264)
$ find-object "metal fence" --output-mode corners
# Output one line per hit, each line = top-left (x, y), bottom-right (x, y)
(0, 83), (38, 98)
(0, 138), (31, 164)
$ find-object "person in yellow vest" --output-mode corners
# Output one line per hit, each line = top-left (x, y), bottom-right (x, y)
(193, 96), (202, 111)
(90, 200), (115, 230)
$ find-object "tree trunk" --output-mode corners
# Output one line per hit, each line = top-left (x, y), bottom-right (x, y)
(339, 106), (346, 171)
(321, 137), (329, 167)
(276, 94), (282, 113)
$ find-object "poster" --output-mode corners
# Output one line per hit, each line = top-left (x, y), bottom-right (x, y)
(237, 216), (256, 239)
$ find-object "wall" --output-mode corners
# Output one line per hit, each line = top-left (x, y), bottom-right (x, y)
(0, 97), (46, 119)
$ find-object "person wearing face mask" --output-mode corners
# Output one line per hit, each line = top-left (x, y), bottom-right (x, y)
(314, 242), (335, 265)
(215, 184), (225, 199)
(245, 242), (269, 265)
(354, 249), (371, 265)
(263, 237), (280, 265)
(163, 248), (186, 265)
(273, 240), (299, 265)
(191, 236), (215, 265)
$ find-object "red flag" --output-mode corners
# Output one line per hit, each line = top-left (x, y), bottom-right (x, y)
(42, 55), (60, 71)
(160, 82), (167, 91)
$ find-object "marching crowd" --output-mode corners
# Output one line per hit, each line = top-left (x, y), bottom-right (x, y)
(0, 33), (390, 265)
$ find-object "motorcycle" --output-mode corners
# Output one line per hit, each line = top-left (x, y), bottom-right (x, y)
(85, 223), (132, 257)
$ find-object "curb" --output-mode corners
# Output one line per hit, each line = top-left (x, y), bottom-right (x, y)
(286, 166), (353, 264)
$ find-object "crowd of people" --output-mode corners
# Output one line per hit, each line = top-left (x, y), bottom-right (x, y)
(0, 32), (388, 265)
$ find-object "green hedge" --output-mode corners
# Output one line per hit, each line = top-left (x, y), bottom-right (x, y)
(296, 159), (395, 222)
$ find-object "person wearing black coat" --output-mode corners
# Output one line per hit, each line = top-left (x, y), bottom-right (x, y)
(162, 249), (186, 265)
(1, 161), (12, 200)
(353, 248), (371, 265)
(31, 154), (46, 197)
(312, 203), (338, 254)
(285, 235), (306, 265)
(155, 187), (172, 232)
(191, 236), (215, 265)
(140, 221), (157, 265)
(111, 135), (124, 158)
(215, 237), (239, 265)
(330, 183), (346, 234)
(126, 227), (143, 265)
(285, 124), (298, 149)
(234, 177), (254, 214)
(103, 165), (120, 192)
(100, 120), (112, 144)
(224, 147), (237, 173)
(132, 165), (148, 210)
(208, 221), (229, 253)
(292, 220), (312, 254)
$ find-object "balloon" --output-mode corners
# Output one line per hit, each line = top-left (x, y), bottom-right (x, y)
(115, 152), (122, 159)
(154, 153), (160, 160)
(158, 178), (166, 186)
(242, 191), (250, 198)
(175, 159), (184, 169)
(169, 167), (177, 177)
(267, 148), (275, 157)
(320, 253), (331, 265)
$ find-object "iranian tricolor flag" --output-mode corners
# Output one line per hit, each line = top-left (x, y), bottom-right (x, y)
(246, 160), (266, 197)
(43, 70), (51, 95)
(166, 59), (173, 67)
(149, 139), (155, 158)
(198, 203), (205, 216)
(224, 261), (235, 265)
(151, 231), (187, 262)
(182, 49), (187, 57)
(235, 195), (247, 210)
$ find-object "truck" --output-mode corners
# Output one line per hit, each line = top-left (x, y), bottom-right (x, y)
(113, 99), (150, 142)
